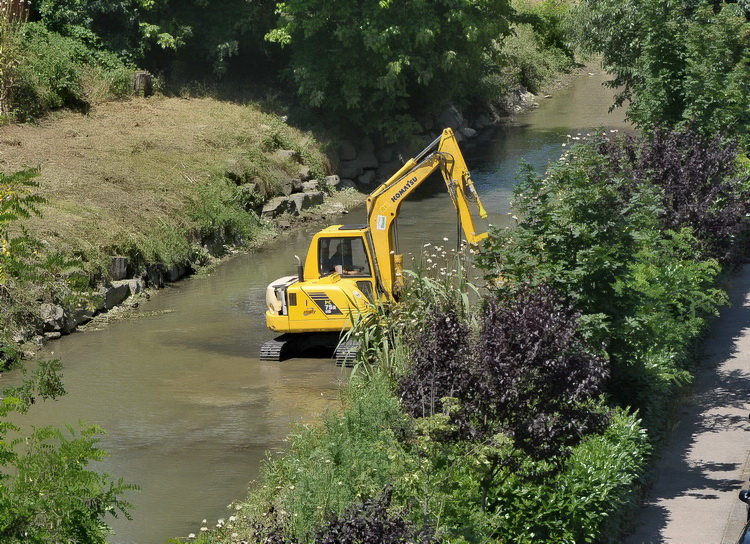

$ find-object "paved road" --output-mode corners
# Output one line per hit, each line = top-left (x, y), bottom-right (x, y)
(625, 264), (750, 544)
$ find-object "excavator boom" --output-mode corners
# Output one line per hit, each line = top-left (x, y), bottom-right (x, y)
(365, 127), (488, 296)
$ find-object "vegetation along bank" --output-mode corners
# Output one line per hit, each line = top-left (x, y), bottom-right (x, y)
(0, 0), (749, 542)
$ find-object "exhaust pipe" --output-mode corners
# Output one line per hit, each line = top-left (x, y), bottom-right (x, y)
(295, 255), (304, 282)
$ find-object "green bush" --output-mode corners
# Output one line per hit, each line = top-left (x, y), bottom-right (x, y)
(243, 373), (414, 541)
(476, 134), (734, 427)
(571, 0), (750, 143)
(487, 409), (648, 543)
(10, 23), (133, 121)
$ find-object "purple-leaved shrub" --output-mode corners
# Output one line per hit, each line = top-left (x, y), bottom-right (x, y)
(599, 128), (750, 265)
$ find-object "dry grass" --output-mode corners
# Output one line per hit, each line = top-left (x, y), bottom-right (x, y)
(0, 96), (330, 267)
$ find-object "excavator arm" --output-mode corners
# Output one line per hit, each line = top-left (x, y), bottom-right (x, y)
(365, 127), (488, 297)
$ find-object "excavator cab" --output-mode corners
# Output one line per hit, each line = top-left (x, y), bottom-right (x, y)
(319, 237), (368, 277)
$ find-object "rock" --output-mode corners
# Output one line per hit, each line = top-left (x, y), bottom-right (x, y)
(461, 127), (478, 139)
(339, 161), (364, 179)
(166, 263), (190, 282)
(302, 180), (320, 192)
(262, 196), (296, 218)
(436, 106), (467, 132)
(289, 191), (325, 213)
(203, 231), (228, 257)
(337, 179), (359, 191)
(338, 140), (357, 161)
(376, 146), (394, 163)
(40, 303), (65, 332)
(477, 113), (494, 128)
(377, 161), (402, 179)
(102, 282), (131, 309)
(109, 256), (129, 281)
(357, 170), (377, 187)
(145, 263), (166, 288)
(420, 116), (435, 132)
(359, 136), (375, 153)
(71, 306), (94, 325)
(339, 150), (378, 179)
(280, 178), (294, 196)
(325, 175), (342, 190)
(116, 278), (145, 296)
(358, 150), (379, 169)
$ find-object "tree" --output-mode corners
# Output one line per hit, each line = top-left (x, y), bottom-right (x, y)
(266, 0), (513, 139)
(0, 169), (137, 542)
(572, 0), (750, 142)
(0, 367), (138, 544)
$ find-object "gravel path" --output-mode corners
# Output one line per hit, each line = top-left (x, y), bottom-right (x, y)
(625, 264), (750, 544)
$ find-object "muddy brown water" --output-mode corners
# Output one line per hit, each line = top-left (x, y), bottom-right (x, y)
(6, 68), (629, 544)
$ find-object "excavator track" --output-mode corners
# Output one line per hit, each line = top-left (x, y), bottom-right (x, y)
(334, 340), (359, 367)
(259, 338), (288, 361)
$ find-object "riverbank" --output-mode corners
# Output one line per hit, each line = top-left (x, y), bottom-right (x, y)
(0, 51), (576, 362)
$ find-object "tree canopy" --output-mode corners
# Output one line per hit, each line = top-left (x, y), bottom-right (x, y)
(266, 0), (514, 139)
(572, 0), (750, 142)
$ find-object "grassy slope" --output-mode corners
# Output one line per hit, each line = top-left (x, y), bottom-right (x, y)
(0, 97), (331, 274)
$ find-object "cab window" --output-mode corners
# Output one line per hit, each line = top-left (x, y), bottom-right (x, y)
(319, 237), (371, 277)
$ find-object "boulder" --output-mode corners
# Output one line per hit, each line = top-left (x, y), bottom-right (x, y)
(436, 106), (467, 132)
(280, 178), (294, 196)
(118, 278), (145, 296)
(297, 165), (312, 181)
(325, 175), (341, 190)
(337, 179), (359, 191)
(289, 191), (325, 213)
(461, 127), (478, 139)
(109, 256), (129, 281)
(40, 303), (65, 332)
(203, 231), (228, 257)
(166, 263), (190, 282)
(338, 161), (364, 180)
(262, 196), (296, 218)
(291, 178), (304, 193)
(339, 150), (379, 179)
(337, 140), (357, 161)
(376, 146), (395, 163)
(359, 136), (375, 153)
(64, 306), (92, 333)
(102, 282), (131, 309)
(357, 170), (377, 187)
(302, 180), (320, 192)
(377, 161), (402, 179)
(145, 263), (166, 289)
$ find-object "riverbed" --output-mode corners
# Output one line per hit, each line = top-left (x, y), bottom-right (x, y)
(8, 66), (629, 544)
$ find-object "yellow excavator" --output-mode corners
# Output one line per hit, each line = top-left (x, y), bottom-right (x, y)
(260, 127), (488, 363)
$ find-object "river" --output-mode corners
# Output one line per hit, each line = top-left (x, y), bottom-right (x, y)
(6, 66), (629, 544)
